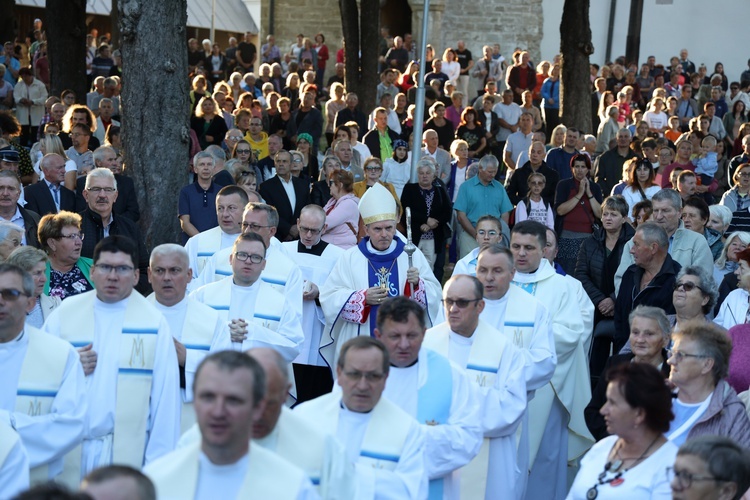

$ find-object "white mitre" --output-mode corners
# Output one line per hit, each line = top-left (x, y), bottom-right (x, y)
(358, 182), (397, 224)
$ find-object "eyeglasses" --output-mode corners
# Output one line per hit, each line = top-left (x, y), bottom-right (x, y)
(365, 166), (382, 171)
(667, 349), (709, 363)
(342, 370), (386, 383)
(442, 298), (481, 309)
(95, 264), (135, 275)
(0, 288), (28, 301)
(666, 467), (721, 489)
(58, 232), (85, 241)
(233, 251), (264, 263)
(292, 158), (303, 163)
(673, 281), (704, 293)
(87, 187), (116, 194)
(241, 222), (271, 232)
(739, 172), (750, 178)
(226, 136), (242, 142)
(477, 230), (498, 237)
(529, 181), (545, 186)
(236, 149), (251, 154)
(299, 226), (323, 235)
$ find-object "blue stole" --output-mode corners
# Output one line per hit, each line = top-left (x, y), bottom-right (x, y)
(417, 349), (453, 500)
(511, 280), (537, 296)
(359, 237), (404, 336)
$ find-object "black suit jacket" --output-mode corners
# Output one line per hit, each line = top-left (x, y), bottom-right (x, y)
(24, 181), (76, 217)
(362, 127), (400, 158)
(258, 175), (311, 241)
(75, 173), (141, 222)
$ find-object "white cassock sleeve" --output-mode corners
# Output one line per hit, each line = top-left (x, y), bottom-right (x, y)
(183, 317), (230, 402)
(286, 264), (305, 323)
(423, 364), (483, 480)
(355, 421), (428, 500)
(320, 434), (359, 499)
(523, 304), (557, 394)
(0, 345), (87, 468)
(0, 433), (29, 500)
(144, 317), (182, 464)
(482, 344), (527, 438)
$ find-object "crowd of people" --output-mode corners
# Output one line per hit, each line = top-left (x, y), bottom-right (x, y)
(3, 19), (750, 500)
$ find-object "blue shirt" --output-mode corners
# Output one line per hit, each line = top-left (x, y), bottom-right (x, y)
(0, 56), (19, 87)
(453, 175), (513, 225)
(178, 181), (219, 244)
(545, 147), (578, 181)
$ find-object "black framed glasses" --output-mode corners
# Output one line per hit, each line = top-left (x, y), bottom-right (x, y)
(241, 222), (272, 232)
(233, 251), (264, 264)
(299, 226), (323, 235)
(442, 298), (481, 309)
(667, 349), (709, 363)
(95, 264), (134, 275)
(342, 370), (385, 383)
(666, 467), (721, 489)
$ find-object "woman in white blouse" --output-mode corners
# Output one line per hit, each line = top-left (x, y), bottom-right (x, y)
(622, 158), (661, 221)
(441, 48), (461, 84)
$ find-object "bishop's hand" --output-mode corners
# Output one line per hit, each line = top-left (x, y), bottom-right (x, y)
(406, 267), (419, 286)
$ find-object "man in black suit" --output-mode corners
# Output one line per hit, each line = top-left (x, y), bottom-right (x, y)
(256, 134), (282, 182)
(333, 92), (368, 134)
(24, 153), (76, 217)
(258, 150), (311, 241)
(75, 146), (140, 222)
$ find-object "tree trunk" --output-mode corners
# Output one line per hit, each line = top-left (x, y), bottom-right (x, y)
(0, 0), (16, 46)
(358, 0), (379, 114)
(119, 0), (189, 248)
(339, 0), (379, 116)
(110, 0), (120, 50)
(625, 0), (644, 67)
(46, 0), (87, 102)
(560, 0), (593, 134)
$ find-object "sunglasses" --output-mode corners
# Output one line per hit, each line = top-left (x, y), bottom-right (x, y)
(673, 282), (704, 293)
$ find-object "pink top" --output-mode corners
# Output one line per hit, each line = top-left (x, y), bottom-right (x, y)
(445, 105), (464, 132)
(322, 193), (360, 249)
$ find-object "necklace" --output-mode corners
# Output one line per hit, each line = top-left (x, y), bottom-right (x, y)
(586, 435), (661, 499)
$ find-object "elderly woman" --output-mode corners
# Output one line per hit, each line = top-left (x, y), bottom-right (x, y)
(399, 158), (452, 268)
(708, 205), (732, 244)
(720, 163), (750, 213)
(0, 222), (22, 261)
(311, 155), (341, 206)
(38, 211), (93, 300)
(6, 246), (60, 327)
(569, 362), (677, 499)
(190, 96), (228, 149)
(585, 305), (672, 441)
(682, 197), (724, 261)
(666, 321), (750, 448)
(595, 104), (620, 155)
(575, 195), (634, 377)
(321, 169), (359, 249)
(713, 231), (750, 289)
(715, 247), (750, 330)
(353, 157), (402, 219)
(669, 435), (750, 500)
(555, 153), (603, 274)
(669, 266), (718, 331)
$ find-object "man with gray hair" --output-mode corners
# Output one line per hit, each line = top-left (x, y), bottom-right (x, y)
(593, 127), (637, 196)
(614, 222), (680, 353)
(615, 188), (713, 294)
(147, 244), (227, 433)
(0, 170), (39, 247)
(75, 146), (140, 222)
(178, 151), (220, 244)
(421, 129), (451, 182)
(79, 168), (150, 292)
(205, 144), (234, 186)
(93, 96), (120, 144)
(0, 221), (22, 260)
(454, 155), (513, 258)
(24, 153), (76, 216)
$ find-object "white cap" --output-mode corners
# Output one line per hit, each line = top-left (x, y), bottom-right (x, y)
(358, 182), (397, 225)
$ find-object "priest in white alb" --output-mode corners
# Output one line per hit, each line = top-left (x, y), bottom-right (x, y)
(43, 235), (181, 476)
(0, 422), (28, 499)
(184, 185), (249, 289)
(147, 244), (228, 433)
(295, 336), (428, 498)
(0, 263), (87, 488)
(375, 296), (482, 500)
(508, 221), (594, 500)
(424, 274), (528, 500)
(146, 351), (317, 499)
(191, 232), (303, 362)
(196, 202), (304, 320)
(475, 244), (556, 500)
(319, 182), (443, 369)
(178, 347), (357, 498)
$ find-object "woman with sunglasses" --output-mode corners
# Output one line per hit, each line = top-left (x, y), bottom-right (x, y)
(666, 321), (750, 448)
(321, 169), (359, 249)
(622, 158), (660, 222)
(353, 157), (402, 219)
(230, 140), (262, 183)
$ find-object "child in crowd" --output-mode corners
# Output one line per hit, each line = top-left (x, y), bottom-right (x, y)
(514, 172), (554, 229)
(693, 134), (718, 204)
(665, 115), (682, 142)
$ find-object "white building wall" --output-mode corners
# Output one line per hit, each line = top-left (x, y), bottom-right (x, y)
(541, 0), (750, 82)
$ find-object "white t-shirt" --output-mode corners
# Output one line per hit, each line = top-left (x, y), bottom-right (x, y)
(643, 111), (668, 133)
(566, 435), (677, 500)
